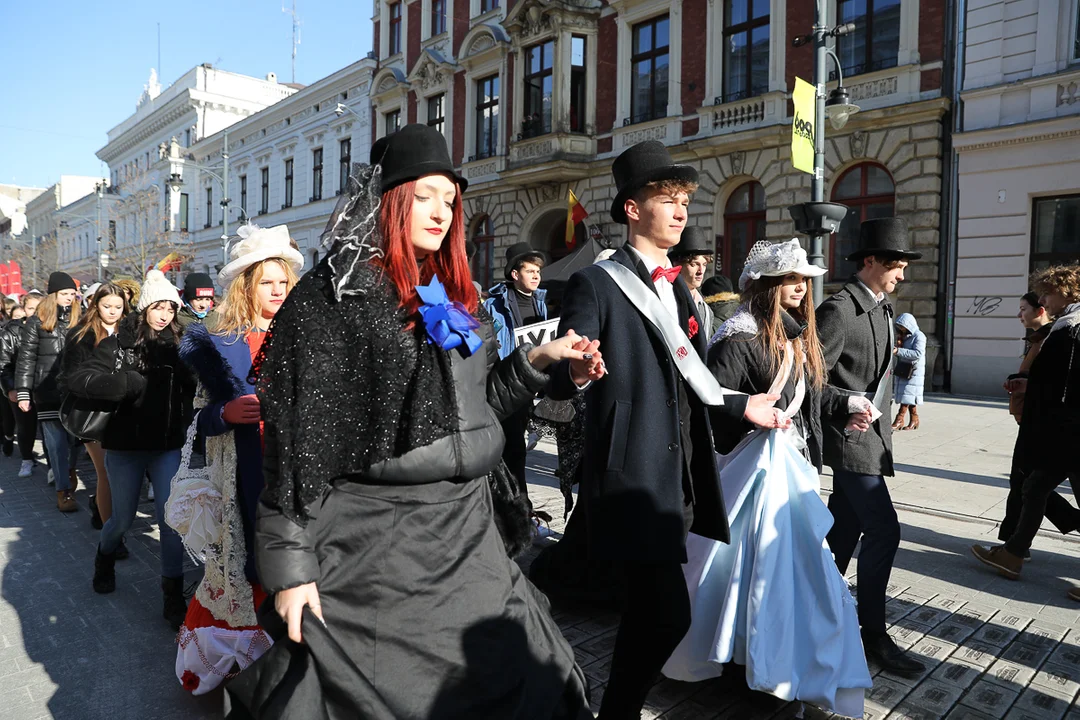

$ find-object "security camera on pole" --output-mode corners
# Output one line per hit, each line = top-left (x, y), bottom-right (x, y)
(788, 3), (862, 307)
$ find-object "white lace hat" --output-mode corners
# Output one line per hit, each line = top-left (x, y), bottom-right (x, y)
(218, 223), (305, 286)
(739, 239), (826, 291)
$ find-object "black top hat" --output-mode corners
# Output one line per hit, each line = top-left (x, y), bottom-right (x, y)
(669, 226), (713, 259)
(503, 242), (546, 281)
(610, 141), (699, 224)
(846, 217), (922, 263)
(370, 124), (468, 194)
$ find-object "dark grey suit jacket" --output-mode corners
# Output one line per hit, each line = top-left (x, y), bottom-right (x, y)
(817, 278), (895, 477)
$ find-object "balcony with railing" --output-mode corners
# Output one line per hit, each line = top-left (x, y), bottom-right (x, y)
(694, 90), (786, 139)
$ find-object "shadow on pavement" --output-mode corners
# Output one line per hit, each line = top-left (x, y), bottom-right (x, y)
(0, 453), (219, 720)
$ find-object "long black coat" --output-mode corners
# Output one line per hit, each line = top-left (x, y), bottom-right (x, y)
(548, 246), (748, 566)
(707, 311), (824, 471)
(817, 278), (895, 477)
(15, 309), (74, 412)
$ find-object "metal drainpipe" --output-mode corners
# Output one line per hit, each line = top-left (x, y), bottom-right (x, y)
(937, 0), (966, 393)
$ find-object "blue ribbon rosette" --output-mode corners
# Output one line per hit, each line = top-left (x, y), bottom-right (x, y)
(416, 276), (483, 356)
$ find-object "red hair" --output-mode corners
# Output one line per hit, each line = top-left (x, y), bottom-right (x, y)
(377, 178), (477, 320)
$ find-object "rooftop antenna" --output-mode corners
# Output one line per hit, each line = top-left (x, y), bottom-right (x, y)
(282, 0), (301, 84)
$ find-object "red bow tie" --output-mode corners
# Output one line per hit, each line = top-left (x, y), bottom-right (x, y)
(651, 266), (682, 284)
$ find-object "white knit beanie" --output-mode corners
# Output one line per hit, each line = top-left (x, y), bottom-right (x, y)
(137, 270), (183, 312)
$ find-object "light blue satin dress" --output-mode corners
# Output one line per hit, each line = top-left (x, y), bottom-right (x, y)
(662, 428), (871, 718)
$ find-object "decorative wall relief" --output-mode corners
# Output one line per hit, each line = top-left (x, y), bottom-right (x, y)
(730, 151), (746, 175)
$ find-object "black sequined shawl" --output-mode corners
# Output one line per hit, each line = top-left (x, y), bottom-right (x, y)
(254, 164), (459, 525)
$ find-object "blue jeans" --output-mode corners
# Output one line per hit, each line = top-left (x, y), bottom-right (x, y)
(100, 449), (184, 578)
(41, 420), (81, 492)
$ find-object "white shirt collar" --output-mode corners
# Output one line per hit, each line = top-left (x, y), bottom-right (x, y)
(627, 244), (672, 274)
(856, 278), (885, 304)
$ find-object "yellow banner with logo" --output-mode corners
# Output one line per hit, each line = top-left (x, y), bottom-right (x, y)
(791, 77), (816, 175)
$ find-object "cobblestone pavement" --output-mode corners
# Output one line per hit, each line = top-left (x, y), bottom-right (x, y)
(0, 397), (1076, 719)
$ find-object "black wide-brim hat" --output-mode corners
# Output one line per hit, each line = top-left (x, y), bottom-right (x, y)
(610, 140), (699, 224)
(846, 217), (923, 262)
(669, 226), (713, 259)
(504, 242), (547, 281)
(370, 123), (468, 194)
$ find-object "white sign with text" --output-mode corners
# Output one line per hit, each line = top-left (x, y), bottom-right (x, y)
(514, 318), (560, 348)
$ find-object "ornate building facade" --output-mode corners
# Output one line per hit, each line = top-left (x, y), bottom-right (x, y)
(371, 0), (952, 382)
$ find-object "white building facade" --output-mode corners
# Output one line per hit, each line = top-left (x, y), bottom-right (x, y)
(181, 59), (377, 281)
(87, 66), (297, 281)
(950, 0), (1080, 395)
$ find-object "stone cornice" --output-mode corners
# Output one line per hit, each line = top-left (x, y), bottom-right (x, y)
(953, 116), (1080, 153)
(97, 93), (195, 163)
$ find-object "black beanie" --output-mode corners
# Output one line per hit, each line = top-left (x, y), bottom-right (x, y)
(183, 273), (216, 302)
(47, 272), (77, 295)
(701, 275), (734, 297)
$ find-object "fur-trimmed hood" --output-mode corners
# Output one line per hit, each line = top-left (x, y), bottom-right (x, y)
(179, 321), (248, 405)
(704, 291), (740, 304)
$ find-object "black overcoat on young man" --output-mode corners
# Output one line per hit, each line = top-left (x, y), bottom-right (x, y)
(817, 278), (896, 477)
(548, 246), (748, 567)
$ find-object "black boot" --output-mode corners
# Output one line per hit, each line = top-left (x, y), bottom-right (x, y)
(161, 576), (188, 631)
(2, 436), (12, 456)
(89, 494), (103, 530)
(93, 546), (116, 594)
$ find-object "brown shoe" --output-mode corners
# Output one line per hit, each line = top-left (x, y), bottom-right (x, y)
(56, 491), (78, 513)
(971, 544), (1022, 580)
(1068, 586), (1080, 602)
(892, 405), (908, 430)
(904, 406), (920, 431)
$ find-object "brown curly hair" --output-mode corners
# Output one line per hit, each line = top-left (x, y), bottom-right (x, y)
(1031, 264), (1080, 303)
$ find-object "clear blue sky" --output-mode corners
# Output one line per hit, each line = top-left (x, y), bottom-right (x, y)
(2, 1), (374, 190)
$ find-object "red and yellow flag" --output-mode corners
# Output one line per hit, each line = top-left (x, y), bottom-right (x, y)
(152, 252), (184, 273)
(565, 189), (589, 250)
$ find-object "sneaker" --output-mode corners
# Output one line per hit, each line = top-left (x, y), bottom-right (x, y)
(17, 460), (33, 478)
(971, 544), (1023, 580)
(525, 431), (541, 452)
(47, 469), (54, 485)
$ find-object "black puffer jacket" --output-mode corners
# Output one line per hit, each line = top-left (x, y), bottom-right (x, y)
(15, 308), (75, 413)
(706, 310), (824, 471)
(0, 319), (27, 393)
(64, 313), (195, 452)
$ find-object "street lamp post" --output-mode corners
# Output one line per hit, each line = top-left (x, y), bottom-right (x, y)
(789, 5), (861, 306)
(95, 181), (105, 282)
(167, 130), (231, 269)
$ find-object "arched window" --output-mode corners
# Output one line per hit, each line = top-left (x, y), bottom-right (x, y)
(469, 214), (496, 289)
(309, 248), (320, 271)
(721, 181), (766, 286)
(830, 163), (895, 280)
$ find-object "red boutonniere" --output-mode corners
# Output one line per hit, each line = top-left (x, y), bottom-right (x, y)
(181, 670), (200, 692)
(687, 316), (699, 340)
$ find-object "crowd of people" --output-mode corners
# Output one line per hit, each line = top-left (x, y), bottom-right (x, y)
(0, 125), (1076, 720)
